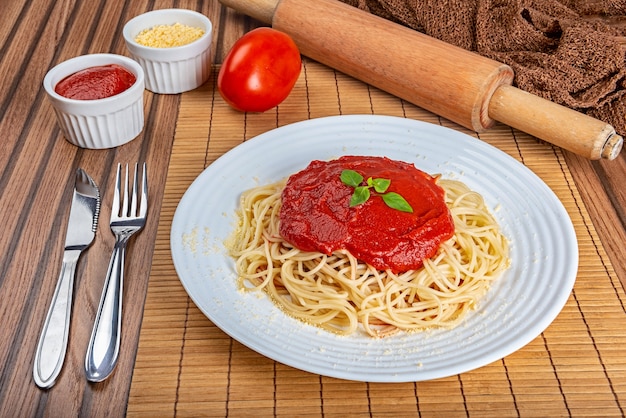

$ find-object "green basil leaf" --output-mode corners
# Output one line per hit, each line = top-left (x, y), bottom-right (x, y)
(371, 178), (390, 193)
(340, 169), (363, 187)
(350, 186), (370, 207)
(382, 192), (413, 213)
(341, 169), (412, 213)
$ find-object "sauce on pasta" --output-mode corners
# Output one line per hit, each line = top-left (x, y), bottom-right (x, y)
(279, 156), (454, 272)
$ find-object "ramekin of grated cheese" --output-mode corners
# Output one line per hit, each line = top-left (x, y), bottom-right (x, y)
(123, 9), (213, 94)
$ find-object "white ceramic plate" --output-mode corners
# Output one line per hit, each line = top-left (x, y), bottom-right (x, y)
(170, 115), (578, 382)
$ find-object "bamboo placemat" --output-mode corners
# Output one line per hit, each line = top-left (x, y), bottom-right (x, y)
(127, 59), (626, 417)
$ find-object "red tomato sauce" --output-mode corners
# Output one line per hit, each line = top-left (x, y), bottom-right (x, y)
(55, 64), (136, 100)
(279, 156), (455, 272)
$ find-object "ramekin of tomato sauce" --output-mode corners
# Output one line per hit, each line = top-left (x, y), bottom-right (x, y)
(43, 53), (145, 149)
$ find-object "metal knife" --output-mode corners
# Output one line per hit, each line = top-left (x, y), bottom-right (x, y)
(33, 168), (100, 389)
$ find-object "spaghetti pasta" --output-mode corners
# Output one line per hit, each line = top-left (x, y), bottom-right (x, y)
(228, 174), (509, 338)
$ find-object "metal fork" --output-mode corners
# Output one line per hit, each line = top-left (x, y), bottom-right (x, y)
(85, 163), (147, 382)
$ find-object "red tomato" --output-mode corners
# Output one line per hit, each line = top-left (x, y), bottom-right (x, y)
(218, 27), (302, 112)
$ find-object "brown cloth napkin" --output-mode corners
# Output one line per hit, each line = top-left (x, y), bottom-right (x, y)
(341, 0), (626, 137)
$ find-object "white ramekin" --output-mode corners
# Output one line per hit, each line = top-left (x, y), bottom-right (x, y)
(43, 53), (145, 149)
(123, 9), (213, 94)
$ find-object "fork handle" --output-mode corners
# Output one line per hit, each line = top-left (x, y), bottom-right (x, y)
(85, 239), (127, 382)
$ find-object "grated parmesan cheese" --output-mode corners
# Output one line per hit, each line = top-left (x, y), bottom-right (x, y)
(135, 23), (205, 48)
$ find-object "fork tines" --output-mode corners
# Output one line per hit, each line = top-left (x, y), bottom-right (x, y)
(113, 163), (148, 220)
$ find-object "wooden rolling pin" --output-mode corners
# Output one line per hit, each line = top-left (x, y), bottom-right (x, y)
(219, 0), (623, 160)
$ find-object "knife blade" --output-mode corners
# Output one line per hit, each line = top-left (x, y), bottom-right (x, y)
(33, 168), (100, 389)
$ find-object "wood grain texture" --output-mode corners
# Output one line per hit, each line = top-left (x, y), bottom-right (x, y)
(1, 0), (624, 416)
(565, 152), (626, 285)
(0, 0), (197, 416)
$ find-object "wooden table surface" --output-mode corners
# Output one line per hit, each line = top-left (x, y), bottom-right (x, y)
(1, 0), (624, 416)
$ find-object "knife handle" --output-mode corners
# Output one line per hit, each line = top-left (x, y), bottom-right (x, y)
(84, 240), (126, 382)
(33, 250), (81, 389)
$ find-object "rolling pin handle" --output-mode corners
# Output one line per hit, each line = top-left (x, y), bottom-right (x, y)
(219, 0), (278, 24)
(489, 85), (623, 160)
